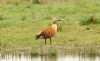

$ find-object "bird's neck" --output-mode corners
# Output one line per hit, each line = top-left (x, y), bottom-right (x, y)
(51, 24), (57, 32)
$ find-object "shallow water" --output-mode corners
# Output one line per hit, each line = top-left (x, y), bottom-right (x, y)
(0, 54), (100, 61)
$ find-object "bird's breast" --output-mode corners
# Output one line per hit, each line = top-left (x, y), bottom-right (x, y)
(51, 24), (57, 32)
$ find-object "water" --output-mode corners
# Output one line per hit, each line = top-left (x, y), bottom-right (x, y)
(0, 54), (100, 61)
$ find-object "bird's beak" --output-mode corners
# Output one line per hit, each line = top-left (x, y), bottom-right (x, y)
(58, 19), (61, 21)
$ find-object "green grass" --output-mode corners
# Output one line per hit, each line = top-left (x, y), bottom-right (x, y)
(0, 3), (100, 56)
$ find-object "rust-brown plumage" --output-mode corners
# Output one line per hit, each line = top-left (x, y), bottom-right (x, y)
(35, 17), (60, 44)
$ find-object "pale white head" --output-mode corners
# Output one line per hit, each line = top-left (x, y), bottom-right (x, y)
(52, 17), (61, 24)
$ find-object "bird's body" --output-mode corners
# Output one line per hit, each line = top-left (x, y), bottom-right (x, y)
(36, 27), (55, 39)
(35, 17), (60, 44)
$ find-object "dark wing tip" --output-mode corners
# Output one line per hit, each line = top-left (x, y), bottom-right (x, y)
(35, 35), (41, 40)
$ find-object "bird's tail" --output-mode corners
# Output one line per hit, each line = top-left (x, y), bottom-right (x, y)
(35, 33), (41, 40)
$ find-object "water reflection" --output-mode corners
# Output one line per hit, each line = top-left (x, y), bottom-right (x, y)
(57, 55), (99, 61)
(0, 54), (100, 61)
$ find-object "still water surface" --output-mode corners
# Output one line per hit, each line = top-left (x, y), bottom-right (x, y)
(0, 54), (100, 61)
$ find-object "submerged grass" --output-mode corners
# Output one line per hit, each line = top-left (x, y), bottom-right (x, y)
(0, 3), (100, 56)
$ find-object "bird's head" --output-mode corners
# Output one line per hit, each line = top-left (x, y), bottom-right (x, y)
(52, 17), (61, 24)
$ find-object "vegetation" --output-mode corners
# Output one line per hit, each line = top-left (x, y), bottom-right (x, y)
(0, 0), (100, 56)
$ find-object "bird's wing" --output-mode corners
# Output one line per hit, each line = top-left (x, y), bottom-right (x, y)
(42, 27), (55, 36)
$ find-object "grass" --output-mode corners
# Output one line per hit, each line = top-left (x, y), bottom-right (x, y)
(0, 2), (100, 56)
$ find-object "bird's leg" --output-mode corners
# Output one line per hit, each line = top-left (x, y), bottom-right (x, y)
(50, 38), (52, 45)
(45, 38), (46, 44)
